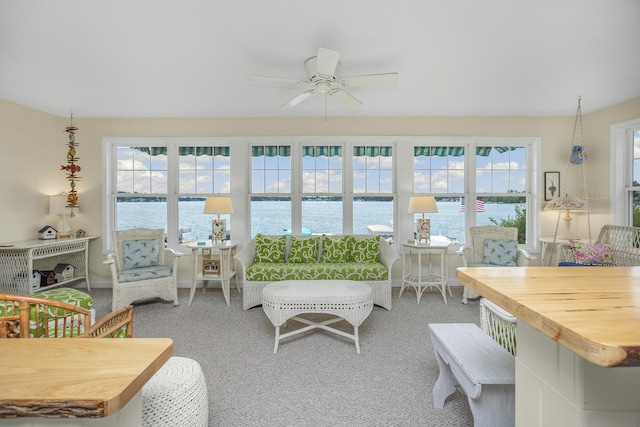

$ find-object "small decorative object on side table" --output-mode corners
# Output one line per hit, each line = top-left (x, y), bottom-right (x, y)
(188, 240), (238, 306)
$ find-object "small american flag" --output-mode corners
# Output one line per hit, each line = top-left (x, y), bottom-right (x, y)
(460, 198), (486, 212)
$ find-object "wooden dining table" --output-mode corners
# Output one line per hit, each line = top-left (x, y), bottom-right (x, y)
(0, 338), (173, 426)
(456, 266), (640, 427)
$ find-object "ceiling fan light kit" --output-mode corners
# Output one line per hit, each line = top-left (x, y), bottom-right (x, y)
(248, 47), (399, 112)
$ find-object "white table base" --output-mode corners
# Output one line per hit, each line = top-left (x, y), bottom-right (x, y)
(262, 280), (373, 355)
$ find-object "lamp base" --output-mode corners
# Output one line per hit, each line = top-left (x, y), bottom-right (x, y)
(56, 218), (72, 238)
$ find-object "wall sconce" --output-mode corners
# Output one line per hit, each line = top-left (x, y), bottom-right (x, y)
(408, 195), (438, 243)
(203, 196), (233, 241)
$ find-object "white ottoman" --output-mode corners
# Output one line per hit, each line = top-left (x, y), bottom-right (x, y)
(142, 356), (208, 427)
(262, 280), (374, 354)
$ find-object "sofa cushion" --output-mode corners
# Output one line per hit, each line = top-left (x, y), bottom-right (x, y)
(351, 236), (380, 263)
(117, 265), (173, 283)
(255, 234), (286, 263)
(122, 239), (159, 269)
(482, 239), (517, 266)
(247, 262), (388, 282)
(569, 240), (616, 265)
(288, 236), (319, 263)
(320, 235), (351, 263)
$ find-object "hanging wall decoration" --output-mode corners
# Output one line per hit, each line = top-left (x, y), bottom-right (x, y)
(61, 113), (81, 212)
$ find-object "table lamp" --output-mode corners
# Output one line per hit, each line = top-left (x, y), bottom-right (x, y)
(49, 195), (77, 237)
(408, 195), (438, 243)
(203, 196), (233, 241)
(544, 194), (588, 240)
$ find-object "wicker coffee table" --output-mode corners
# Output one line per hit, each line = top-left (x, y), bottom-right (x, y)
(262, 280), (373, 354)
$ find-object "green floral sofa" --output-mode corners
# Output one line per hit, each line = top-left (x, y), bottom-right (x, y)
(234, 234), (399, 310)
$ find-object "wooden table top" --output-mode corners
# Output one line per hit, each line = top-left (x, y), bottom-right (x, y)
(0, 338), (173, 418)
(456, 266), (640, 367)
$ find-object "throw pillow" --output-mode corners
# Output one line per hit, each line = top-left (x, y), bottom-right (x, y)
(255, 234), (286, 263)
(122, 239), (159, 269)
(320, 235), (351, 263)
(288, 236), (319, 263)
(351, 236), (380, 263)
(482, 239), (518, 266)
(569, 240), (616, 265)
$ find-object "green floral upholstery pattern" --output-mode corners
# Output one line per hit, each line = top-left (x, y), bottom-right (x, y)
(117, 265), (172, 283)
(288, 236), (319, 263)
(123, 239), (159, 269)
(320, 235), (351, 263)
(351, 236), (380, 263)
(247, 261), (388, 281)
(255, 234), (286, 263)
(482, 239), (518, 266)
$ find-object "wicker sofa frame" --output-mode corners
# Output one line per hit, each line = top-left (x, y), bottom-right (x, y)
(557, 224), (640, 265)
(234, 235), (399, 311)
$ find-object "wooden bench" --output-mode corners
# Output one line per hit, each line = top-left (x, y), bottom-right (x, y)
(428, 323), (515, 427)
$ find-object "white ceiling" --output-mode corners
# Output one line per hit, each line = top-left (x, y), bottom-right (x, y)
(1, 0), (639, 118)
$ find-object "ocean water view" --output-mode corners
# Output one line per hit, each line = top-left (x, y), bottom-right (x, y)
(116, 201), (523, 244)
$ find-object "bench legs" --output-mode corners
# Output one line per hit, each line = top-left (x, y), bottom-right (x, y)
(432, 350), (459, 408)
(433, 345), (515, 427)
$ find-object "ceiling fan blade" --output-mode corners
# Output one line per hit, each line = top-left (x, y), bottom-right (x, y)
(316, 47), (341, 77)
(280, 90), (316, 109)
(339, 73), (399, 88)
(329, 89), (362, 109)
(247, 75), (309, 85)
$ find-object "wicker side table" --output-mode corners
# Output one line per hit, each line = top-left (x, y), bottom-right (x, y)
(262, 280), (373, 354)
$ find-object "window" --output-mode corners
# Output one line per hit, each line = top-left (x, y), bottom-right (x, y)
(249, 141), (394, 238)
(413, 140), (534, 245)
(103, 138), (231, 251)
(611, 118), (640, 226)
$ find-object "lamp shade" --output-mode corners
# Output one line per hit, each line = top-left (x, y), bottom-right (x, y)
(408, 195), (438, 214)
(49, 195), (77, 215)
(544, 195), (588, 212)
(203, 196), (234, 214)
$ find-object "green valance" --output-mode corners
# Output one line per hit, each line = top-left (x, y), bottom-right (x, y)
(353, 146), (393, 157)
(135, 147), (230, 156)
(251, 146), (291, 157)
(302, 146), (342, 157)
(413, 146), (518, 157)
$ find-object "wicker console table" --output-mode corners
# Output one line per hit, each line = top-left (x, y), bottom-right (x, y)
(0, 236), (97, 294)
(262, 280), (373, 354)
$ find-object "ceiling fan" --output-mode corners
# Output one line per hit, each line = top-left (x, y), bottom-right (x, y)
(248, 47), (399, 110)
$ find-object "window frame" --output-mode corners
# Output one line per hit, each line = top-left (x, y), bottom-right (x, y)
(102, 137), (231, 252)
(411, 137), (539, 249)
(611, 117), (640, 225)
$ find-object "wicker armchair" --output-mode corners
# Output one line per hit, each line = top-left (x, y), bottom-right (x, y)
(0, 293), (133, 338)
(105, 228), (183, 311)
(458, 225), (536, 303)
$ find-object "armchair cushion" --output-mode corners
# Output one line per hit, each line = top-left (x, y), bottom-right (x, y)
(320, 235), (351, 263)
(287, 236), (319, 263)
(568, 240), (616, 265)
(117, 265), (173, 283)
(482, 239), (518, 266)
(255, 234), (286, 263)
(351, 236), (380, 263)
(122, 239), (159, 269)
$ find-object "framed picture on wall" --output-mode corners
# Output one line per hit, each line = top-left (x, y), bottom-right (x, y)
(544, 171), (560, 201)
